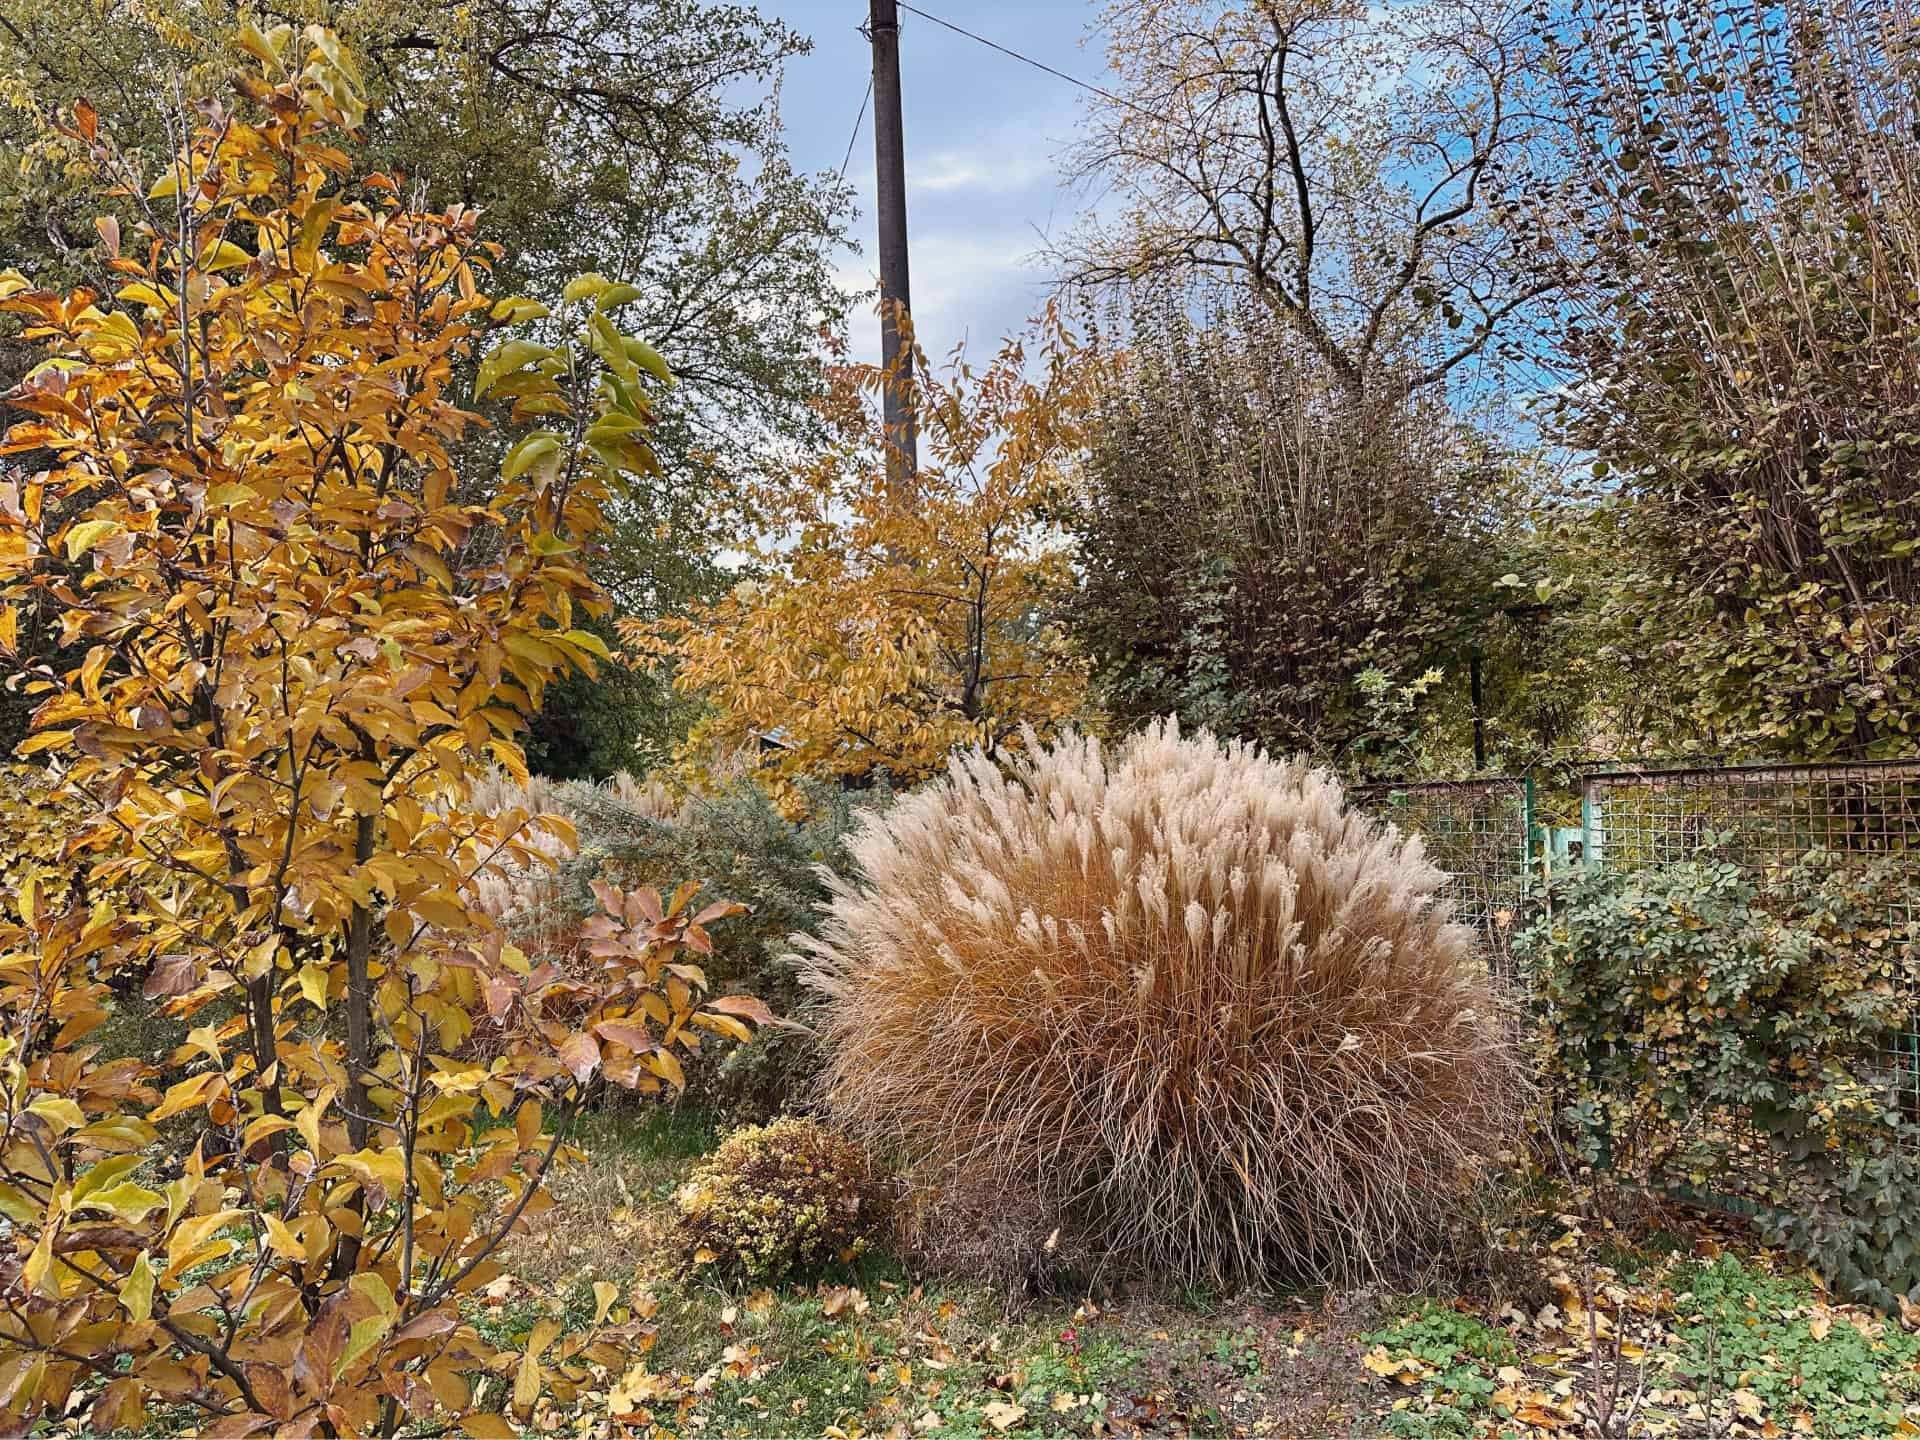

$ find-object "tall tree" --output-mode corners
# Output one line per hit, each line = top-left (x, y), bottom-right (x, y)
(1547, 0), (1920, 761)
(647, 312), (1093, 801)
(0, 0), (853, 614)
(1067, 0), (1561, 399)
(1074, 296), (1559, 774)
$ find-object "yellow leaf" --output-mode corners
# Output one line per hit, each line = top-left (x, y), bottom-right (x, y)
(298, 963), (330, 1011)
(122, 1253), (154, 1321)
(115, 282), (176, 310)
(23, 1228), (55, 1297)
(513, 1316), (562, 1414)
(76, 1182), (165, 1223)
(562, 272), (612, 304)
(198, 238), (254, 272)
(983, 1401), (1026, 1432)
(27, 1096), (85, 1133)
(491, 296), (550, 324)
(64, 519), (121, 561)
(149, 1072), (220, 1123)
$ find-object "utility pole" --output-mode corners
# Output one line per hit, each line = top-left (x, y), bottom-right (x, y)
(867, 0), (917, 480)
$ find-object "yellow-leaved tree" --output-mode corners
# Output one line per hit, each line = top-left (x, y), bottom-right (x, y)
(0, 26), (764, 1435)
(647, 309), (1093, 796)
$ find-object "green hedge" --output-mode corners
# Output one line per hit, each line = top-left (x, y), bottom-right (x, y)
(1518, 847), (1920, 1307)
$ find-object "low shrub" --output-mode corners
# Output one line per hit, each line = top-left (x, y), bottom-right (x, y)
(672, 1116), (891, 1282)
(797, 720), (1526, 1288)
(468, 770), (887, 1113)
(1519, 847), (1920, 1307)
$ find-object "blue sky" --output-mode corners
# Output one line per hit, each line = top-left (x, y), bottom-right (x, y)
(762, 1), (1104, 368)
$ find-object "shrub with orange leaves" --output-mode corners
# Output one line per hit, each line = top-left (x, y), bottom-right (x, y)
(645, 310), (1093, 802)
(0, 25), (766, 1436)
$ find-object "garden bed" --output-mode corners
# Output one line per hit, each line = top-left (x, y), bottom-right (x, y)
(484, 1107), (1920, 1438)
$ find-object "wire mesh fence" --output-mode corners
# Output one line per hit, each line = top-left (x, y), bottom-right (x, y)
(1579, 759), (1920, 1206)
(1350, 776), (1532, 979)
(1581, 759), (1920, 872)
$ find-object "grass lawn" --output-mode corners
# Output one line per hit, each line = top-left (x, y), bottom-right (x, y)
(470, 1105), (1920, 1438)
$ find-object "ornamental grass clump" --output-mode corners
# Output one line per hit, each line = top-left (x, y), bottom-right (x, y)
(797, 720), (1524, 1288)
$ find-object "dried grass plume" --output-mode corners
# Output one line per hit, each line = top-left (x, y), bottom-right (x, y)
(796, 720), (1524, 1288)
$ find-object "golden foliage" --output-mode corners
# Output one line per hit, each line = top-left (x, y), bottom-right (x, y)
(644, 309), (1093, 799)
(797, 720), (1524, 1288)
(0, 29), (764, 1434)
(672, 1116), (889, 1283)
(0, 766), (76, 924)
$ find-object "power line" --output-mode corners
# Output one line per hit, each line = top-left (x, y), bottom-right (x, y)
(839, 75), (874, 181)
(894, 2), (1159, 125)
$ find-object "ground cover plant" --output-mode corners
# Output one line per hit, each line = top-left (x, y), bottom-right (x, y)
(798, 721), (1526, 1289)
(1523, 848), (1920, 1307)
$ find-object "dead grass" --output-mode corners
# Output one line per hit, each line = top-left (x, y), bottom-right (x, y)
(798, 720), (1528, 1290)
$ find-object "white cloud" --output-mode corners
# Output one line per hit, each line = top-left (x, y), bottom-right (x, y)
(909, 145), (1057, 197)
(837, 226), (1056, 365)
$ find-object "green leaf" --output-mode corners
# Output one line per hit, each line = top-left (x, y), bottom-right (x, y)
(490, 296), (551, 324)
(621, 337), (673, 386)
(502, 433), (562, 482)
(562, 273), (612, 304)
(594, 282), (645, 312)
(582, 412), (647, 444)
(587, 313), (637, 386)
(475, 339), (555, 400)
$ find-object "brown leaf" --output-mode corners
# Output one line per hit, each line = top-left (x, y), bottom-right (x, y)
(595, 1019), (653, 1052)
(90, 1379), (145, 1433)
(243, 1361), (293, 1421)
(390, 1309), (458, 1346)
(143, 953), (197, 1000)
(706, 995), (775, 1026)
(294, 1302), (350, 1397)
(558, 1032), (600, 1083)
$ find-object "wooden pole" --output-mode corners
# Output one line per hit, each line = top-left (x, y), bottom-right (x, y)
(868, 0), (917, 479)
